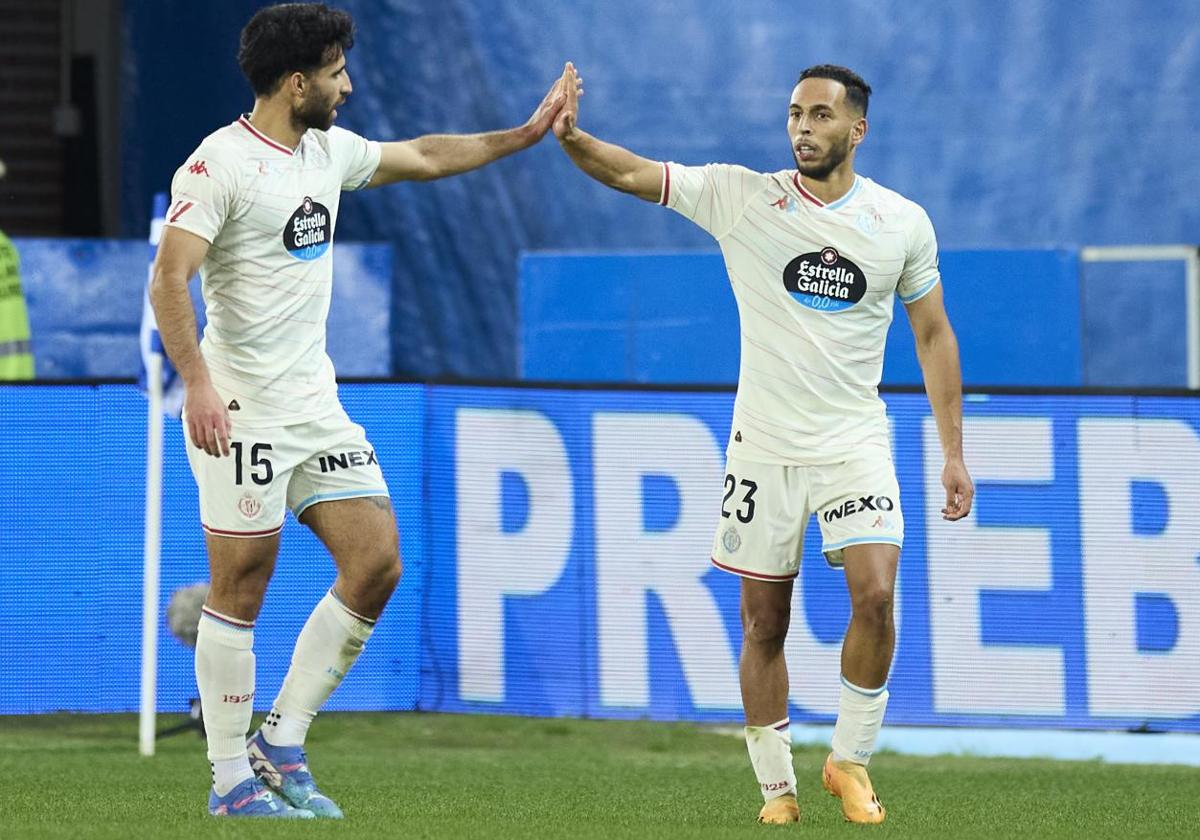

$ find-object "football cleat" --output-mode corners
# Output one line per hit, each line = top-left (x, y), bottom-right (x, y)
(208, 777), (314, 818)
(821, 753), (886, 824)
(247, 729), (344, 818)
(757, 791), (800, 824)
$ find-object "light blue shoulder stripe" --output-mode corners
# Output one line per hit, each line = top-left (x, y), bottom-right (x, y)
(899, 277), (940, 304)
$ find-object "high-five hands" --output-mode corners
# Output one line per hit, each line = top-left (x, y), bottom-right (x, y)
(525, 74), (570, 141)
(552, 62), (585, 140)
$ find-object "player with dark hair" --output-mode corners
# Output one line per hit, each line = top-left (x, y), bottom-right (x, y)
(149, 3), (565, 818)
(552, 61), (972, 824)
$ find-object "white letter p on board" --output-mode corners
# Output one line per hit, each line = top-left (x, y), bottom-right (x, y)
(455, 408), (573, 702)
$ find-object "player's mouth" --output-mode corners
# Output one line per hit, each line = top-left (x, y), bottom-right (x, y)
(795, 143), (818, 161)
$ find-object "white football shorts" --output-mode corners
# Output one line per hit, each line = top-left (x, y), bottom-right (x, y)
(711, 451), (903, 581)
(184, 405), (389, 538)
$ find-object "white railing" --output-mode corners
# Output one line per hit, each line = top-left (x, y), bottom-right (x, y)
(1080, 246), (1200, 388)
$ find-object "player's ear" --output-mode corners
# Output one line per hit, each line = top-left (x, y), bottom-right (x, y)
(851, 117), (868, 147)
(286, 71), (307, 100)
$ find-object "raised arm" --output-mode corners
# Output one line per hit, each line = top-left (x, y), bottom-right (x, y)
(904, 284), (973, 520)
(148, 226), (230, 457)
(366, 77), (566, 186)
(552, 62), (664, 202)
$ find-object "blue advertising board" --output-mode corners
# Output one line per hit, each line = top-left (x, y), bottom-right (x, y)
(1, 383), (1197, 733)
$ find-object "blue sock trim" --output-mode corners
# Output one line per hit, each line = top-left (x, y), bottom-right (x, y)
(841, 675), (888, 697)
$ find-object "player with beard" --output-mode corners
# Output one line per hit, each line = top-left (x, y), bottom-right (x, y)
(150, 3), (566, 818)
(552, 62), (972, 824)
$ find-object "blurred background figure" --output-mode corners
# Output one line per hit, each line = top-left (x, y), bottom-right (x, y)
(0, 155), (35, 380)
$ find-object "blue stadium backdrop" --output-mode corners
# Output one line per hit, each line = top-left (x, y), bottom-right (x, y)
(120, 0), (1200, 379)
(2, 383), (1198, 734)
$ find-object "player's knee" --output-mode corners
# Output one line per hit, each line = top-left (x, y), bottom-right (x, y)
(742, 606), (790, 647)
(357, 540), (401, 595)
(850, 586), (894, 630)
(377, 552), (402, 594)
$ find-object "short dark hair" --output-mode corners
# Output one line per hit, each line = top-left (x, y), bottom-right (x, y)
(797, 65), (872, 116)
(238, 3), (355, 96)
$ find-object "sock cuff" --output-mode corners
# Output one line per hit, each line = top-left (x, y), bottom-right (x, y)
(327, 588), (376, 625)
(201, 605), (255, 630)
(324, 589), (376, 641)
(744, 717), (791, 739)
(199, 608), (255, 649)
(841, 675), (888, 698)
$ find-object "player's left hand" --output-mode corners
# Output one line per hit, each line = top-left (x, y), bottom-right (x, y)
(941, 457), (973, 520)
(524, 75), (569, 141)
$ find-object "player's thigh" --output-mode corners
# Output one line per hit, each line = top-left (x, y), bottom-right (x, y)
(203, 531), (281, 619)
(811, 450), (904, 569)
(286, 411), (396, 572)
(298, 496), (398, 576)
(841, 541), (899, 610)
(740, 576), (795, 640)
(184, 419), (298, 539)
(712, 456), (808, 582)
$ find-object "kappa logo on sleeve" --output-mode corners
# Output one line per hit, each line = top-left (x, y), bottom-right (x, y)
(168, 200), (194, 223)
(187, 160), (209, 177)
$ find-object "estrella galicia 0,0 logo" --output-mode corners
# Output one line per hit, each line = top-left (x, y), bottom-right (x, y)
(782, 246), (866, 312)
(283, 196), (331, 261)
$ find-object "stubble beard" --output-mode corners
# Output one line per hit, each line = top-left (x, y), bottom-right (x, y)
(296, 95), (336, 132)
(793, 131), (852, 181)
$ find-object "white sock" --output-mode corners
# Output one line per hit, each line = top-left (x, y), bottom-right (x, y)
(195, 607), (256, 795)
(744, 717), (796, 801)
(831, 676), (889, 766)
(263, 589), (375, 747)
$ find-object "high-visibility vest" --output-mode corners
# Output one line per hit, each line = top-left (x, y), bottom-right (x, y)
(0, 229), (34, 380)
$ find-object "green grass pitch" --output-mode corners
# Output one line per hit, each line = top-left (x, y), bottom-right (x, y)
(1, 712), (1196, 838)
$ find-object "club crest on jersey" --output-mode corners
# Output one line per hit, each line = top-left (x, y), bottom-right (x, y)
(283, 195), (331, 261)
(782, 246), (866, 312)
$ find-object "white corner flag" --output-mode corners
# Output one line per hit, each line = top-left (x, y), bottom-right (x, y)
(140, 191), (175, 757)
(139, 191), (186, 417)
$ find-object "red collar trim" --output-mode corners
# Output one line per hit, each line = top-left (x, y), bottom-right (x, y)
(792, 172), (825, 207)
(238, 116), (295, 156)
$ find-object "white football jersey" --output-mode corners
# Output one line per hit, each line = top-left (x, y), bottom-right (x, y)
(662, 163), (940, 465)
(164, 116), (381, 427)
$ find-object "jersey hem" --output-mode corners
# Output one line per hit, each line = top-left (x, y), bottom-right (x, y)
(710, 557), (798, 582)
(202, 522), (285, 538)
(292, 488), (391, 517)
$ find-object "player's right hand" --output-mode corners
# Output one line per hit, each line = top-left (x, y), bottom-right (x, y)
(185, 382), (232, 457)
(552, 62), (584, 140)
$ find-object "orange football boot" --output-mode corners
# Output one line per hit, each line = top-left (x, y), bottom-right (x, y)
(821, 753), (886, 824)
(757, 792), (800, 824)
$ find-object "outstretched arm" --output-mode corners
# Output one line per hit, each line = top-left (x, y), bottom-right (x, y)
(905, 284), (973, 521)
(367, 77), (566, 185)
(553, 62), (664, 202)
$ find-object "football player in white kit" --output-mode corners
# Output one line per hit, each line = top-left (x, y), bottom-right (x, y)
(552, 62), (973, 824)
(149, 4), (567, 819)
